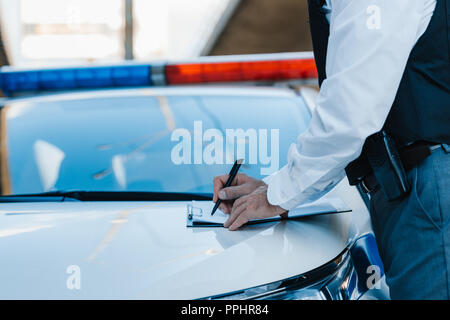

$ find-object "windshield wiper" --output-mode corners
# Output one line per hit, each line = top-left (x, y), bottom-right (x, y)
(0, 191), (213, 202)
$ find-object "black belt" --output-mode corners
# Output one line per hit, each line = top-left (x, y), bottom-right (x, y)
(359, 142), (444, 194)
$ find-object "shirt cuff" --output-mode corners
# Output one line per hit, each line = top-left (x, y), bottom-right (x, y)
(263, 165), (308, 211)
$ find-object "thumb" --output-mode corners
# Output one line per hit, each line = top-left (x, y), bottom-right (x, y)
(219, 184), (252, 200)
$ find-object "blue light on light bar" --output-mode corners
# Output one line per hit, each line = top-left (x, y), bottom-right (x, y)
(0, 64), (152, 96)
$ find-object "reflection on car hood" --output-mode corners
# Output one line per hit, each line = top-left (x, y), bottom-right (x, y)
(0, 201), (355, 299)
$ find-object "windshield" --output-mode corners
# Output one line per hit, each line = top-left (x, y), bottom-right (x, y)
(0, 87), (311, 196)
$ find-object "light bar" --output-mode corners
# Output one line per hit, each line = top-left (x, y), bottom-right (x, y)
(0, 53), (318, 97)
(165, 58), (317, 85)
(0, 64), (152, 96)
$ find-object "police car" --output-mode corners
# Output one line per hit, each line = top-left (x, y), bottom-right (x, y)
(0, 52), (389, 299)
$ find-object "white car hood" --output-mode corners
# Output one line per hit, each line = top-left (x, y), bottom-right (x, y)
(0, 201), (356, 299)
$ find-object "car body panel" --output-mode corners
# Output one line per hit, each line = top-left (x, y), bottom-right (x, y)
(0, 194), (359, 299)
(0, 85), (385, 299)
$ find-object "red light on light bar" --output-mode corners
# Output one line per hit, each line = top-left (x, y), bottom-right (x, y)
(165, 58), (318, 84)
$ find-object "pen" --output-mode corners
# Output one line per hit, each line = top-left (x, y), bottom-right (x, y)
(211, 159), (244, 216)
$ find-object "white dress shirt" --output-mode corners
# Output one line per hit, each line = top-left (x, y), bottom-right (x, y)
(264, 0), (437, 210)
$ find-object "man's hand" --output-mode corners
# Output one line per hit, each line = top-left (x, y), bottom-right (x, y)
(213, 173), (265, 214)
(224, 185), (287, 231)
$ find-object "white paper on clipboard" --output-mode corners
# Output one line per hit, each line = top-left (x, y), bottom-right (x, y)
(186, 195), (351, 227)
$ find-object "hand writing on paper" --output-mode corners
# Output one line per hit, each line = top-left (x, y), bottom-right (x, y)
(213, 173), (287, 231)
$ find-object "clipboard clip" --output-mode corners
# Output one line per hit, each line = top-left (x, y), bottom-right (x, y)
(187, 204), (203, 220)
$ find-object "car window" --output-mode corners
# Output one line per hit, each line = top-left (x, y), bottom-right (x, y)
(0, 90), (311, 195)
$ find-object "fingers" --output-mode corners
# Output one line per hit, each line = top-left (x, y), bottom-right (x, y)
(280, 212), (289, 219)
(229, 214), (249, 231)
(213, 174), (229, 203)
(219, 201), (232, 214)
(212, 173), (248, 202)
(224, 198), (247, 228)
(212, 173), (255, 216)
(219, 183), (254, 201)
(221, 185), (280, 231)
(229, 196), (246, 215)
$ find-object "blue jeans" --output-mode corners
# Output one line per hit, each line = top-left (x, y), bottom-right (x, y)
(369, 145), (450, 300)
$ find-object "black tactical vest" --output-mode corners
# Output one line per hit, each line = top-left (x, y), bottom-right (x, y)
(307, 0), (450, 149)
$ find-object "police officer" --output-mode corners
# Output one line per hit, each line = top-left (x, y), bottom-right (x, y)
(213, 0), (450, 299)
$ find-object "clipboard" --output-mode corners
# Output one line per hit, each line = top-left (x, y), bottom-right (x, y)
(186, 197), (352, 228)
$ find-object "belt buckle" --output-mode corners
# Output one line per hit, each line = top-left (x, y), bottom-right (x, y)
(360, 177), (376, 194)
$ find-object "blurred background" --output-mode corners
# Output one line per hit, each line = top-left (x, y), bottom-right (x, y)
(0, 0), (312, 68)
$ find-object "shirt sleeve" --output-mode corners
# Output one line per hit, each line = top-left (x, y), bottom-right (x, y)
(264, 0), (432, 210)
